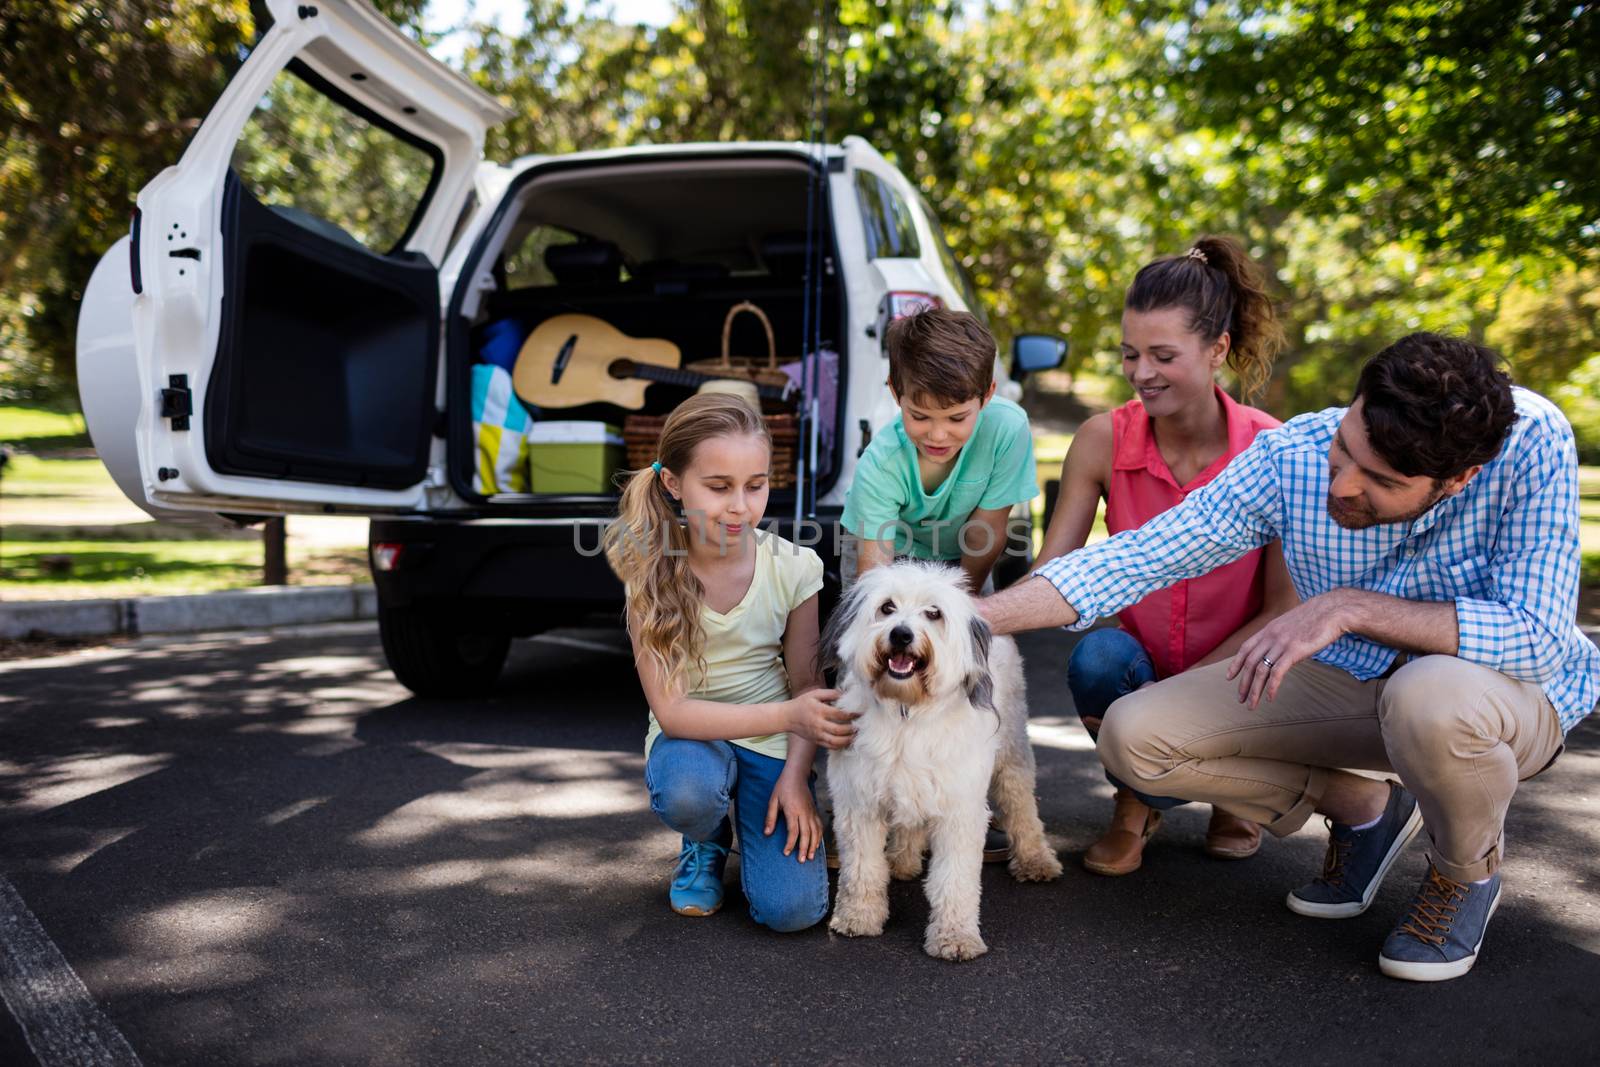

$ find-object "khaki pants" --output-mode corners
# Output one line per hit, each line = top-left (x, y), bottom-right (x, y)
(1097, 655), (1564, 882)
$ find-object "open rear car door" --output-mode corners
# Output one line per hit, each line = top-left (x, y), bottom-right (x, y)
(76, 0), (510, 518)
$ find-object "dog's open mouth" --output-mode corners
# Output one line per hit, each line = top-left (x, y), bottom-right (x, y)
(885, 653), (924, 680)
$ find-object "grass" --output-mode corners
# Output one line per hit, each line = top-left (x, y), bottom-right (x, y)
(4, 453), (126, 495)
(4, 539), (272, 595)
(2, 404), (367, 599)
(1580, 466), (1600, 499)
(1, 405), (91, 453)
(1027, 431), (1111, 552)
(0, 539), (368, 600)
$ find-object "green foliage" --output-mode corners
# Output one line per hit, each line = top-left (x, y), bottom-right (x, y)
(231, 65), (438, 251)
(1115, 0), (1600, 263)
(2, 0), (1596, 459)
(1553, 354), (1600, 465)
(0, 0), (255, 400)
(0, 0), (433, 401)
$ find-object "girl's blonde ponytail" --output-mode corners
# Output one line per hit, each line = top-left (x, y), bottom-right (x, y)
(602, 394), (769, 693)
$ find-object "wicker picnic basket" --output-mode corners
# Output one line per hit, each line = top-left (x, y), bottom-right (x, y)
(622, 300), (800, 488)
(624, 411), (799, 489)
(683, 301), (793, 389)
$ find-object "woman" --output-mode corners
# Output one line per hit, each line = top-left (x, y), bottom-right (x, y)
(1040, 235), (1299, 876)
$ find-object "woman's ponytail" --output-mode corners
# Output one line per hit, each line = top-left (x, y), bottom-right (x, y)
(1189, 234), (1285, 402)
(1126, 233), (1285, 402)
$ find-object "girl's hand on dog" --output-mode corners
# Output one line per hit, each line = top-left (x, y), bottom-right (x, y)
(767, 770), (823, 861)
(785, 689), (858, 749)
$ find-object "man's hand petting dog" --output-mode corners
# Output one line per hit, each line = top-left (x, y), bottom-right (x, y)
(766, 769), (824, 862)
(1228, 590), (1354, 707)
(786, 688), (859, 749)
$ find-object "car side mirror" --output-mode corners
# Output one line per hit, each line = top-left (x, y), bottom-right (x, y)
(1011, 334), (1067, 377)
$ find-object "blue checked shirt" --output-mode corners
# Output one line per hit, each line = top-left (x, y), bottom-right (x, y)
(1035, 388), (1599, 733)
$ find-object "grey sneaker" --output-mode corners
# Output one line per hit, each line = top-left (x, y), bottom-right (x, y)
(1287, 780), (1423, 918)
(1379, 860), (1501, 982)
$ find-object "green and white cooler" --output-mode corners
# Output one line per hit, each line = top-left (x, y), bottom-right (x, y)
(527, 421), (626, 493)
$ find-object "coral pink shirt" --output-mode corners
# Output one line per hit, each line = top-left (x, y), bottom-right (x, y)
(1104, 387), (1281, 679)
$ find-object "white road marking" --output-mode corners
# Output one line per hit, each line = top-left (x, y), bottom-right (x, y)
(261, 796), (331, 827)
(0, 875), (142, 1067)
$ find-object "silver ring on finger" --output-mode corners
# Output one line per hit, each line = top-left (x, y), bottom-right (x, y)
(1260, 655), (1276, 668)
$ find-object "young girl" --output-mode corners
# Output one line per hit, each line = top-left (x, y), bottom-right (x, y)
(1039, 235), (1300, 876)
(604, 393), (857, 931)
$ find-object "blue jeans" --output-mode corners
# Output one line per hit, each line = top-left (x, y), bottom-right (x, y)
(644, 738), (829, 933)
(1066, 628), (1188, 811)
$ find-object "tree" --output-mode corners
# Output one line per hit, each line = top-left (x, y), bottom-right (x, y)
(0, 1), (253, 401)
(0, 0), (430, 402)
(6, 0), (1596, 457)
(1112, 0), (1600, 264)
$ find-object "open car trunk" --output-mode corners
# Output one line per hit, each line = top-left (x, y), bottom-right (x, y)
(447, 152), (846, 515)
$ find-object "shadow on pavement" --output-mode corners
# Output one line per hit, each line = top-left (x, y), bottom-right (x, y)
(0, 623), (1596, 1064)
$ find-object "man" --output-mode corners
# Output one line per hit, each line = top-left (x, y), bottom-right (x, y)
(981, 333), (1598, 981)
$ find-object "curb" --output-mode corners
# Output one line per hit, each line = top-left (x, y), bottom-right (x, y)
(0, 585), (377, 640)
(1, 588), (1594, 648)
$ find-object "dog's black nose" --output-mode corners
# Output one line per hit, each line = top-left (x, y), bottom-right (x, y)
(889, 624), (913, 649)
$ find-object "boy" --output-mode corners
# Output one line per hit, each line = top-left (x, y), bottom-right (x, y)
(842, 308), (1038, 592)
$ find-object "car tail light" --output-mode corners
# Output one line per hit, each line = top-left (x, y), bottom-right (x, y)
(876, 291), (943, 346)
(885, 291), (942, 320)
(371, 542), (405, 571)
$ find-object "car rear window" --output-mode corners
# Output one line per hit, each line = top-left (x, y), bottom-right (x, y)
(855, 171), (920, 259)
(230, 62), (440, 255)
(502, 224), (582, 289)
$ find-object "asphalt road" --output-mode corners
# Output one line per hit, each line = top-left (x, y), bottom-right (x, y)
(2, 622), (1597, 1065)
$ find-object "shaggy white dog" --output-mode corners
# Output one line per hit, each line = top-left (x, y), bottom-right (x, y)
(822, 561), (1062, 961)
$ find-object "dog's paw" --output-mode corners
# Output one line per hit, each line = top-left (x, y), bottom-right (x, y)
(923, 923), (987, 962)
(829, 897), (888, 938)
(1009, 846), (1063, 883)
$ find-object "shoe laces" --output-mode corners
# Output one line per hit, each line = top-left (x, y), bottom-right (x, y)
(1314, 817), (1354, 890)
(676, 839), (728, 880)
(1395, 865), (1467, 947)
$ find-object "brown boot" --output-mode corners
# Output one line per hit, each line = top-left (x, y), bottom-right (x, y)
(1083, 790), (1162, 876)
(1204, 806), (1263, 859)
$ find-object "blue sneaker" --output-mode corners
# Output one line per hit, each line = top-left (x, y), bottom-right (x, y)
(669, 837), (729, 917)
(1287, 780), (1423, 918)
(1379, 860), (1501, 982)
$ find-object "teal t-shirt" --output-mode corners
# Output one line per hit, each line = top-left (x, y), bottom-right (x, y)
(841, 396), (1038, 560)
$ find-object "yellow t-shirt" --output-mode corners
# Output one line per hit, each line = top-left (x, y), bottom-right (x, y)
(644, 533), (825, 761)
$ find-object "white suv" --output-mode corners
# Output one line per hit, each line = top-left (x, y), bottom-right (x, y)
(76, 0), (1065, 694)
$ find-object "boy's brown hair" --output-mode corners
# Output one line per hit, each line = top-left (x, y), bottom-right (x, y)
(885, 308), (996, 407)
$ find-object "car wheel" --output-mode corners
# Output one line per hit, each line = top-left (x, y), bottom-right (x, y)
(378, 605), (511, 697)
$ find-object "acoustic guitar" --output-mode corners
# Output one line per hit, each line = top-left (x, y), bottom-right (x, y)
(512, 314), (792, 410)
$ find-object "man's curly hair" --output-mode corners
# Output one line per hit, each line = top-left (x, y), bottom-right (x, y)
(1354, 333), (1517, 481)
